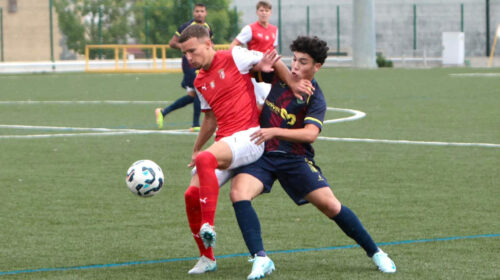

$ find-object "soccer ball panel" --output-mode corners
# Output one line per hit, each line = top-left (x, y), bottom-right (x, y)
(126, 160), (164, 197)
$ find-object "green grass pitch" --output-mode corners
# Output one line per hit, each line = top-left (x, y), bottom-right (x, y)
(0, 68), (499, 279)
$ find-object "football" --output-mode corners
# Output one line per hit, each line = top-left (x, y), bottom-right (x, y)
(126, 160), (164, 197)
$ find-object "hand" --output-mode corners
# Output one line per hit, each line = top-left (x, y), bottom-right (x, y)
(254, 50), (281, 73)
(290, 79), (315, 100)
(188, 151), (200, 167)
(250, 128), (277, 145)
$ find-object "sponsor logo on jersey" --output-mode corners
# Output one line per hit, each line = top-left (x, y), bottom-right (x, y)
(210, 81), (215, 89)
(265, 99), (297, 125)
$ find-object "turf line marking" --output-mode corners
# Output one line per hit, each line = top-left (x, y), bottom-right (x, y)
(0, 100), (170, 105)
(450, 73), (500, 77)
(317, 136), (500, 148)
(0, 233), (498, 276)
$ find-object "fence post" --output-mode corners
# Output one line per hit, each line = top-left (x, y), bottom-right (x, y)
(98, 5), (103, 59)
(461, 3), (464, 32)
(49, 0), (55, 70)
(337, 5), (340, 54)
(0, 7), (3, 62)
(234, 6), (238, 37)
(486, 0), (490, 56)
(144, 6), (149, 58)
(306, 6), (310, 36)
(413, 4), (417, 51)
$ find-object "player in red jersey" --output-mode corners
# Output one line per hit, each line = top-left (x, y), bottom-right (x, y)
(178, 24), (313, 275)
(230, 1), (278, 108)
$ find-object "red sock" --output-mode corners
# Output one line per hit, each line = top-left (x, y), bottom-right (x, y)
(184, 186), (214, 260)
(195, 151), (220, 226)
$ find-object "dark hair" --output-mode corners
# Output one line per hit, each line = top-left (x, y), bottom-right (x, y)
(194, 3), (206, 9)
(256, 1), (272, 10)
(179, 24), (210, 43)
(290, 36), (329, 65)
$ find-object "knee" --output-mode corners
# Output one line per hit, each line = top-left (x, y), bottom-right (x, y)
(195, 151), (218, 169)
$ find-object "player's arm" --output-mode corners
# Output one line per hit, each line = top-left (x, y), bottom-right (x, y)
(251, 124), (320, 145)
(169, 34), (181, 49)
(188, 111), (217, 167)
(272, 59), (314, 100)
(229, 38), (243, 50)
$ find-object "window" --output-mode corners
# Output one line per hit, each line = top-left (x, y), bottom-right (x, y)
(8, 0), (18, 13)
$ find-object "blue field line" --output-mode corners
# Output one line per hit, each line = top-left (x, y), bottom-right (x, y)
(1, 233), (499, 276)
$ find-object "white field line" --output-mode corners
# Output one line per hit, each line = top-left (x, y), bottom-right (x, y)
(449, 73), (500, 77)
(0, 100), (169, 105)
(324, 107), (366, 124)
(317, 136), (500, 148)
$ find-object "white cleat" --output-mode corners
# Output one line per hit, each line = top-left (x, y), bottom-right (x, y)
(247, 255), (275, 280)
(188, 255), (217, 274)
(199, 222), (216, 249)
(372, 249), (396, 273)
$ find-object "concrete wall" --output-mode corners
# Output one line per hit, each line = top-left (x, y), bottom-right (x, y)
(231, 0), (500, 57)
(0, 0), (63, 62)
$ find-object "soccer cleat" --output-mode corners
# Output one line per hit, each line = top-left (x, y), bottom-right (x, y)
(199, 222), (216, 249)
(189, 126), (201, 132)
(155, 108), (164, 129)
(247, 255), (275, 280)
(372, 249), (396, 273)
(188, 255), (217, 274)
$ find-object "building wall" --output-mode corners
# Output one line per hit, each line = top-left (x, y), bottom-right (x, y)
(0, 0), (63, 62)
(231, 0), (500, 57)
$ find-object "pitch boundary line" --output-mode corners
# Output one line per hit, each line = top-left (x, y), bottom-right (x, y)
(1, 124), (499, 148)
(0, 233), (498, 276)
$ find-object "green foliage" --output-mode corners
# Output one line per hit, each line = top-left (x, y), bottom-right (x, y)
(376, 52), (393, 68)
(55, 0), (239, 57)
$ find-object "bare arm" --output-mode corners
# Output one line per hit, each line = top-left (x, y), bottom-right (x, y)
(169, 34), (181, 49)
(251, 124), (320, 145)
(188, 111), (217, 167)
(229, 38), (243, 50)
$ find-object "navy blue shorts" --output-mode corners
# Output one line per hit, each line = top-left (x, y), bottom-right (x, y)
(234, 153), (330, 205)
(181, 56), (196, 89)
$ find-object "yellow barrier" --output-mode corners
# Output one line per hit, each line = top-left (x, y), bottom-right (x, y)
(85, 44), (231, 73)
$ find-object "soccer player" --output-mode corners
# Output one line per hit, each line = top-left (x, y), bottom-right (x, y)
(155, 3), (212, 132)
(178, 24), (312, 275)
(230, 36), (397, 279)
(230, 0), (278, 107)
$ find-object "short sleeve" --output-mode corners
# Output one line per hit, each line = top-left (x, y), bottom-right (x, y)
(235, 25), (252, 45)
(304, 84), (326, 131)
(195, 88), (211, 110)
(231, 46), (263, 74)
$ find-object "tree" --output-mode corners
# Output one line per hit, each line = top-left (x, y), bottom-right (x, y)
(54, 0), (131, 57)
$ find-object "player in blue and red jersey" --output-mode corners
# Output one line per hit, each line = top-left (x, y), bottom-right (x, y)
(230, 36), (397, 279)
(155, 3), (212, 131)
(177, 24), (311, 275)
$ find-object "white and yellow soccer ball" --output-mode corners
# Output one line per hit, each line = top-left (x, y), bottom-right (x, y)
(126, 160), (164, 197)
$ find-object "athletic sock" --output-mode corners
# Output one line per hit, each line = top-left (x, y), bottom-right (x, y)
(233, 200), (265, 256)
(184, 186), (214, 260)
(332, 205), (379, 257)
(162, 95), (194, 116)
(195, 151), (219, 226)
(192, 94), (201, 127)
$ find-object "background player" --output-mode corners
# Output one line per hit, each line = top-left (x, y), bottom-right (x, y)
(155, 3), (212, 131)
(230, 36), (397, 279)
(230, 0), (278, 107)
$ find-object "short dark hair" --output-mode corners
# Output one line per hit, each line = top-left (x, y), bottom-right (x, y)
(179, 24), (210, 43)
(256, 1), (272, 10)
(194, 3), (206, 9)
(290, 36), (329, 65)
